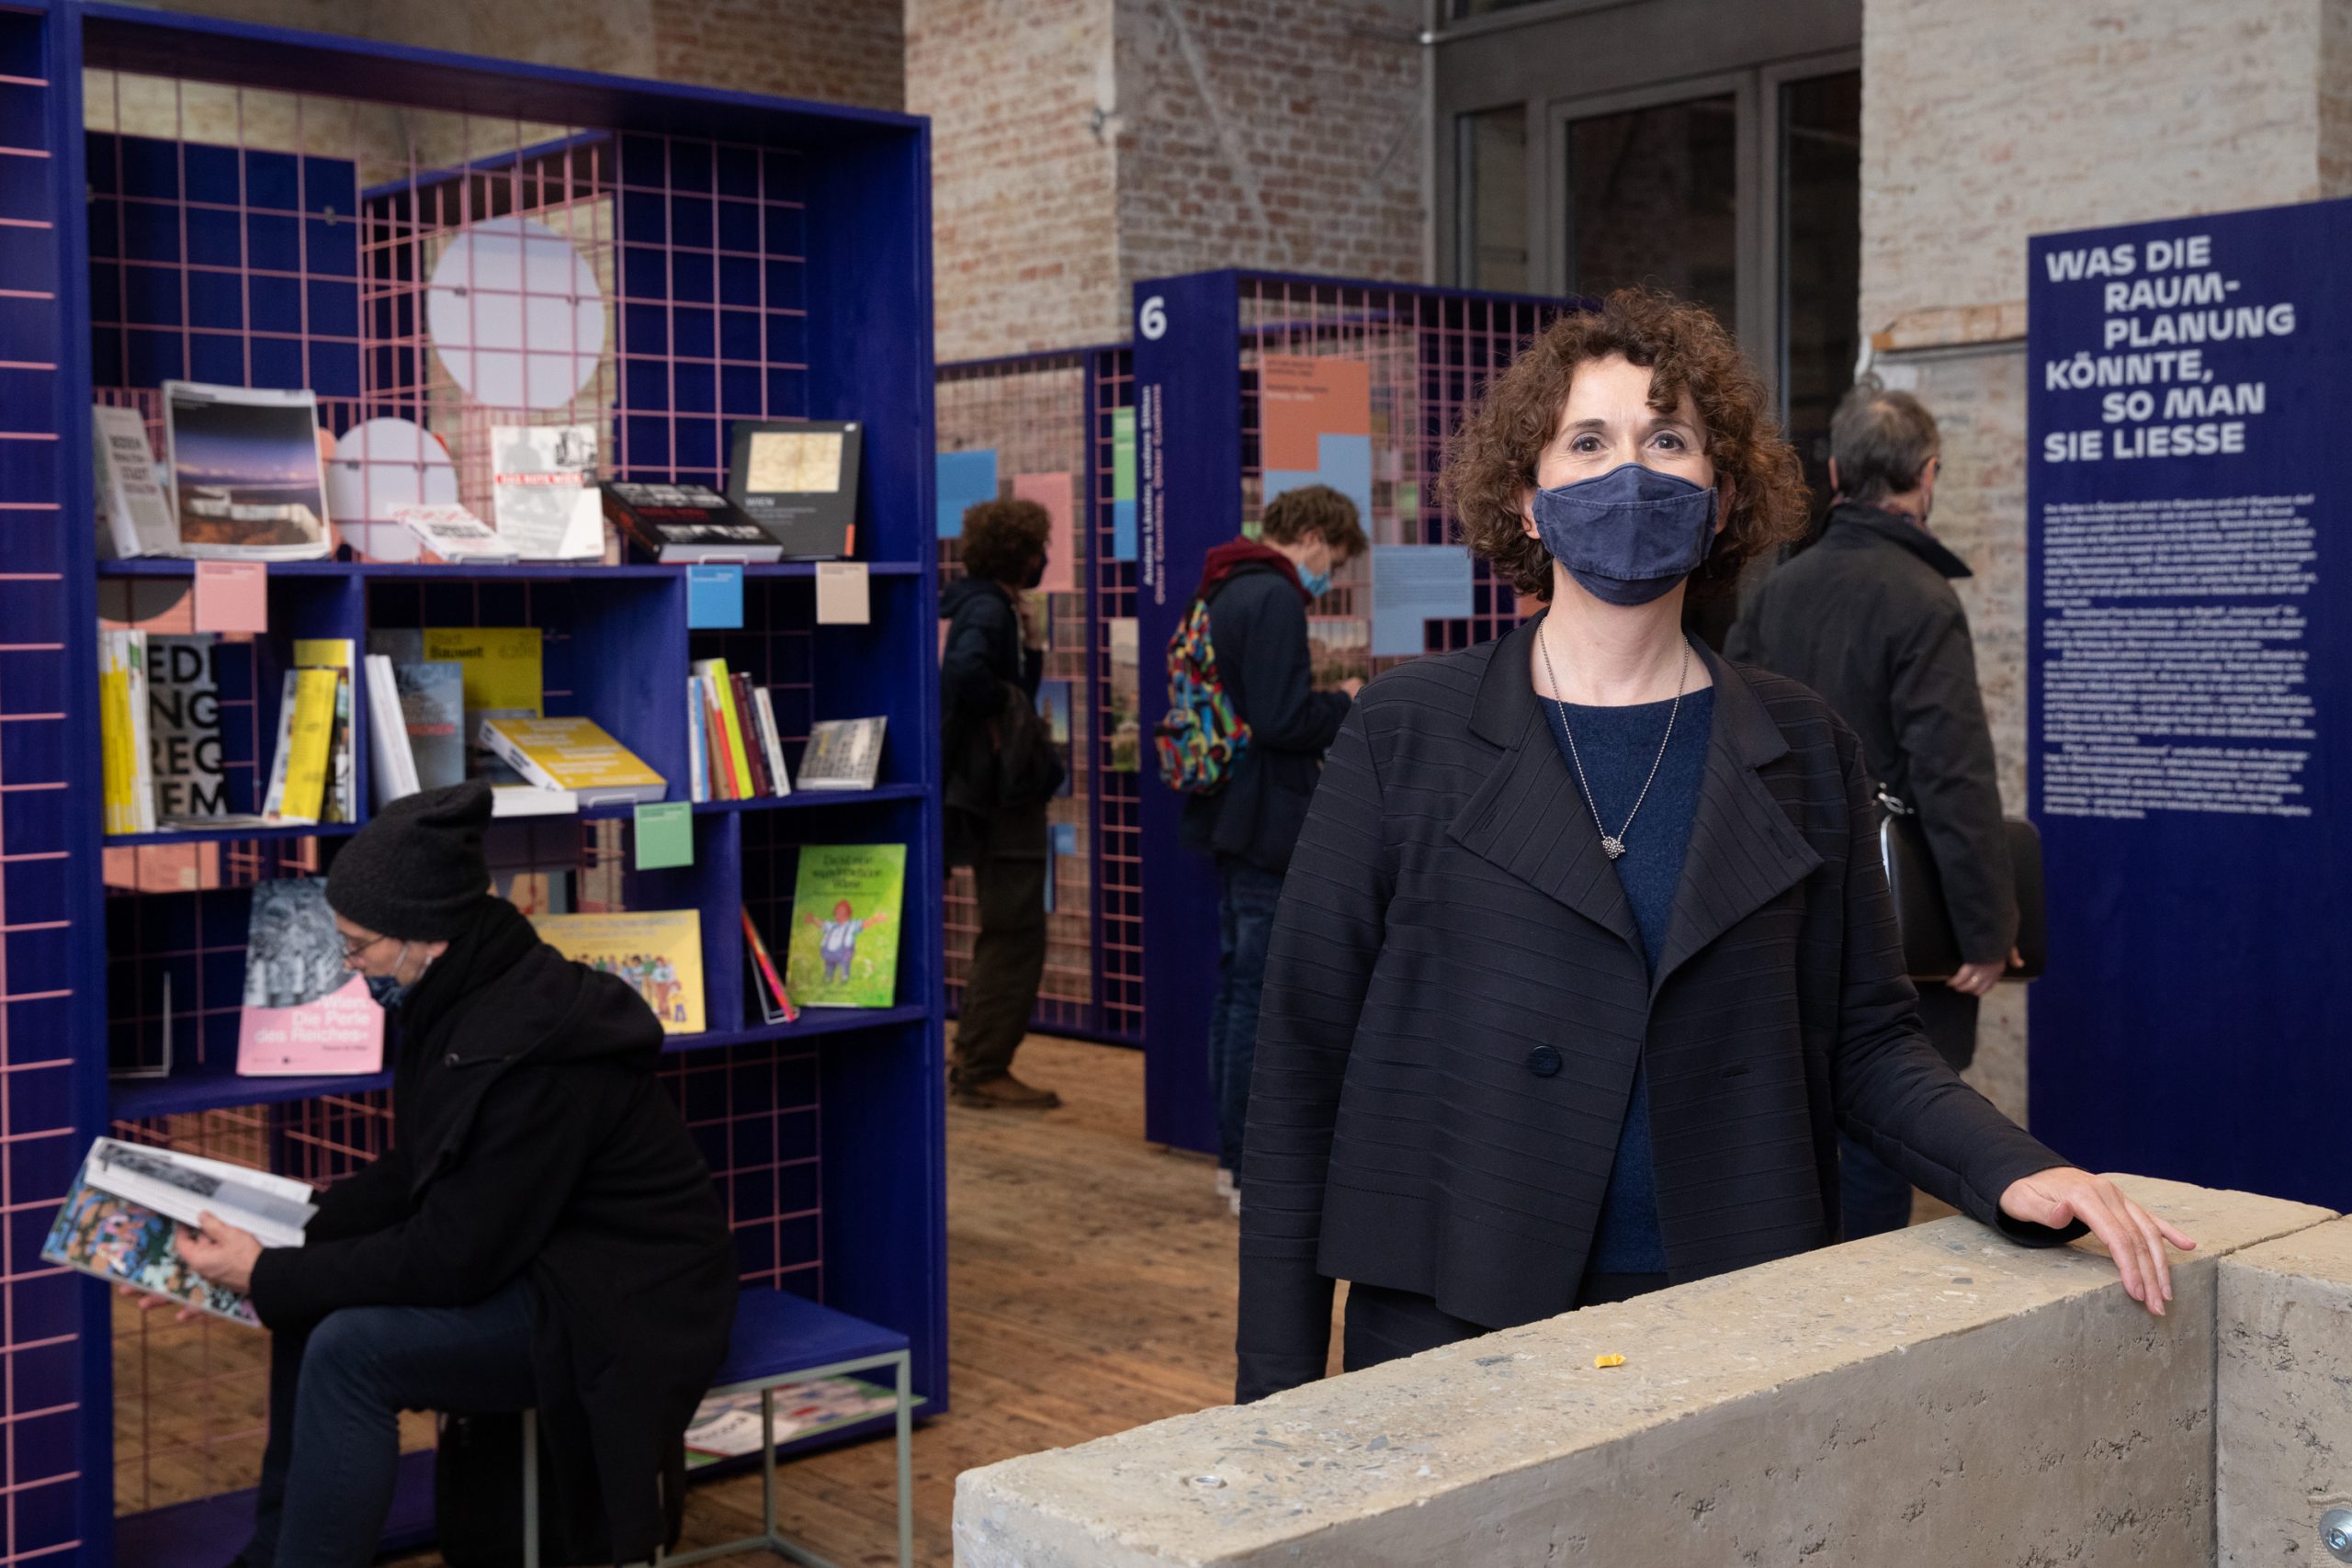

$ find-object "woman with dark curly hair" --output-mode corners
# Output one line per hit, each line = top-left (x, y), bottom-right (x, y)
(1233, 288), (2192, 1402)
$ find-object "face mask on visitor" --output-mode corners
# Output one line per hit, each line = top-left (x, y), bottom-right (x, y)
(1530, 462), (1717, 606)
(1296, 563), (1331, 599)
(367, 942), (421, 1010)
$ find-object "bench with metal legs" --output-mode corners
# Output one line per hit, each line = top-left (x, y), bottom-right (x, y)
(511, 1290), (915, 1568)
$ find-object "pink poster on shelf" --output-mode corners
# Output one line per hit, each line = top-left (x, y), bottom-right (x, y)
(236, 973), (384, 1076)
(1011, 471), (1076, 595)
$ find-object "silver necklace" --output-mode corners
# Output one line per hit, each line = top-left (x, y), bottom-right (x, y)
(1538, 628), (1690, 862)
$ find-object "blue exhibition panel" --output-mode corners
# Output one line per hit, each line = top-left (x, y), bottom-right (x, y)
(0, 6), (944, 1563)
(1128, 270), (1575, 1152)
(2027, 199), (2349, 1208)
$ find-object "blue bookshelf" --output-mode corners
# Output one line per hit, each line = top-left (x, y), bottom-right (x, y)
(0, 6), (945, 1563)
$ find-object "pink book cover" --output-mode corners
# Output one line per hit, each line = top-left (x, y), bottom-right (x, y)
(236, 879), (385, 1076)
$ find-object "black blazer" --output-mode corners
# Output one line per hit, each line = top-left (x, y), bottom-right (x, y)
(1236, 615), (2077, 1403)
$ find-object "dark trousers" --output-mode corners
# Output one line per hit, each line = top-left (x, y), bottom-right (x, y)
(1839, 985), (1981, 1240)
(245, 1278), (538, 1568)
(1206, 857), (1285, 1176)
(1342, 1272), (1670, 1373)
(953, 802), (1049, 1086)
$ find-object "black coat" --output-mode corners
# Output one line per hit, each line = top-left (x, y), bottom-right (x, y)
(941, 576), (1044, 865)
(1180, 565), (1351, 874)
(1727, 502), (2018, 965)
(1235, 617), (2078, 1403)
(248, 896), (738, 1562)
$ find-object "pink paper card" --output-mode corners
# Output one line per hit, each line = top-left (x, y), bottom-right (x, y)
(193, 560), (268, 635)
(1011, 471), (1075, 594)
(236, 974), (385, 1076)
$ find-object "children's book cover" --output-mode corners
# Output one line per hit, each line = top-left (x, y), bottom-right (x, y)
(532, 909), (706, 1033)
(785, 844), (904, 1008)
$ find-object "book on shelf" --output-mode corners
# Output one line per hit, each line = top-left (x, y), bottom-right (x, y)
(99, 628), (156, 835)
(363, 654), (421, 808)
(236, 877), (386, 1076)
(685, 663), (795, 802)
(741, 906), (799, 1026)
(604, 481), (782, 563)
(494, 868), (574, 919)
(43, 1138), (320, 1327)
(145, 635), (228, 820)
(785, 843), (904, 1008)
(162, 381), (333, 560)
(373, 626), (544, 787)
(797, 716), (886, 792)
(732, 675), (771, 797)
(261, 666), (343, 825)
(394, 502), (519, 565)
(752, 687), (792, 797)
(684, 1376), (899, 1464)
(93, 402), (179, 559)
(725, 419), (863, 558)
(532, 910), (706, 1034)
(479, 715), (667, 807)
(294, 639), (357, 825)
(491, 784), (582, 818)
(490, 423), (605, 561)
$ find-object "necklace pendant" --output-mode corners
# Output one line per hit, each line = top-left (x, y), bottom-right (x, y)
(1600, 836), (1626, 860)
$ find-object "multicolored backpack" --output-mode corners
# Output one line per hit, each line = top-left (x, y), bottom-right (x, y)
(1154, 596), (1250, 795)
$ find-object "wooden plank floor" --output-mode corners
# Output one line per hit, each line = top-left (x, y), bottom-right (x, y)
(393, 1032), (1243, 1568)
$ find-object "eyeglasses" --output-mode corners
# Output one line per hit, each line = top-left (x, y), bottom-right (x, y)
(339, 931), (392, 963)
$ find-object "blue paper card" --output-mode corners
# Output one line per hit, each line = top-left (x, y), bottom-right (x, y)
(1112, 497), (1138, 562)
(686, 564), (744, 629)
(1263, 432), (1374, 525)
(937, 448), (999, 540)
(1371, 544), (1476, 656)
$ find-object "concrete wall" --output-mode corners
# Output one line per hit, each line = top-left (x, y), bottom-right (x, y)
(956, 1178), (2337, 1566)
(2217, 1219), (2352, 1565)
(1859, 0), (2352, 1121)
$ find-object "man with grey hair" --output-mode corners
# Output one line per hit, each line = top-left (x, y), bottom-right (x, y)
(1727, 378), (2019, 1239)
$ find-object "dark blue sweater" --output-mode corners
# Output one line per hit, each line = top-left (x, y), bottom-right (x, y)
(1540, 681), (1715, 1275)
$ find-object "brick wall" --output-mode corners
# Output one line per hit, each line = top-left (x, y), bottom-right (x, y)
(1112, 0), (1427, 293)
(908, 0), (1123, 362)
(1860, 0), (2352, 1114)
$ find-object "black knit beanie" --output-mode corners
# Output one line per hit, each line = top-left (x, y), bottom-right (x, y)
(326, 779), (494, 941)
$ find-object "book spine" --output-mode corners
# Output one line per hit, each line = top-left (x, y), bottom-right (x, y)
(705, 660), (755, 800)
(98, 634), (130, 834)
(479, 721), (566, 793)
(687, 676), (708, 803)
(730, 674), (770, 797)
(126, 630), (155, 832)
(752, 686), (792, 796)
(740, 907), (798, 1023)
(695, 663), (742, 801)
(260, 668), (300, 818)
(324, 669), (354, 824)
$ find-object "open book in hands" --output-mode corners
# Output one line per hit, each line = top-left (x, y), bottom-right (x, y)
(42, 1138), (317, 1326)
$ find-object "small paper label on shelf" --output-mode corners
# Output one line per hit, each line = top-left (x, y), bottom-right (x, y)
(634, 800), (694, 870)
(816, 561), (869, 626)
(192, 560), (267, 634)
(686, 564), (745, 628)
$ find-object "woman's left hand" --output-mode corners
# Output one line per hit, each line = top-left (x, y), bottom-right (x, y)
(175, 1212), (263, 1294)
(1999, 1168), (2196, 1316)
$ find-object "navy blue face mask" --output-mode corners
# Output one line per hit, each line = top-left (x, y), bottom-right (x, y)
(365, 942), (420, 1010)
(1531, 462), (1718, 606)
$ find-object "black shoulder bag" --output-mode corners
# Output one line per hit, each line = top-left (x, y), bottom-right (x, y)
(1876, 790), (2047, 983)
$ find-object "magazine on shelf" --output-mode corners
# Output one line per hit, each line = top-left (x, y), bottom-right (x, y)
(93, 402), (179, 558)
(161, 382), (333, 560)
(294, 639), (356, 826)
(374, 626), (544, 786)
(684, 1377), (899, 1463)
(785, 843), (904, 1008)
(725, 419), (862, 558)
(43, 1138), (318, 1327)
(490, 423), (605, 560)
(604, 481), (782, 563)
(236, 878), (385, 1076)
(479, 715), (667, 806)
(532, 910), (706, 1033)
(145, 635), (228, 820)
(394, 503), (519, 565)
(797, 716), (885, 791)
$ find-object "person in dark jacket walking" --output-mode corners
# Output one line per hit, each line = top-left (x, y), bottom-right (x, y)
(175, 780), (737, 1568)
(1181, 484), (1368, 1207)
(1235, 288), (2190, 1404)
(1726, 380), (2020, 1239)
(941, 497), (1064, 1108)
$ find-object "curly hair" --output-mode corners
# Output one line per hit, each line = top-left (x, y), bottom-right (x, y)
(1259, 483), (1369, 558)
(1441, 288), (1809, 602)
(958, 496), (1052, 583)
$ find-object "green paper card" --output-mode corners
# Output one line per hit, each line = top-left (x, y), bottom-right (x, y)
(786, 844), (905, 1008)
(634, 801), (694, 870)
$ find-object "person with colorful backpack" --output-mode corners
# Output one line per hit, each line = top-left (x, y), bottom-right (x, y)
(1159, 483), (1368, 1210)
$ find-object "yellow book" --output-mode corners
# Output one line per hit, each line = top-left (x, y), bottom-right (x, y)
(99, 661), (135, 836)
(530, 910), (704, 1033)
(422, 626), (543, 718)
(276, 667), (341, 823)
(479, 716), (667, 805)
(291, 638), (354, 671)
(692, 658), (756, 799)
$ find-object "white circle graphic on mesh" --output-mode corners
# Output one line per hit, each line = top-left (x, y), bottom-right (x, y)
(426, 216), (605, 412)
(327, 417), (458, 561)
